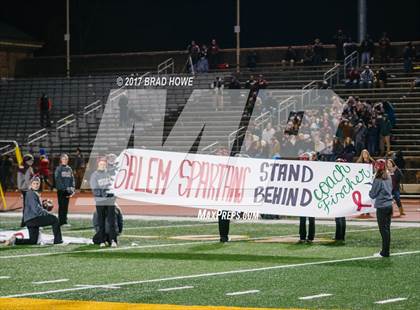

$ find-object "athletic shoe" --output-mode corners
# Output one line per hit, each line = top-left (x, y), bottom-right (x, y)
(306, 239), (313, 244)
(298, 239), (306, 243)
(5, 235), (16, 246)
(373, 252), (389, 258)
(111, 241), (118, 248)
(99, 243), (106, 247)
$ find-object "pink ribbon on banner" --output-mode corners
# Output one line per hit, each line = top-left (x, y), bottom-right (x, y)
(352, 191), (372, 211)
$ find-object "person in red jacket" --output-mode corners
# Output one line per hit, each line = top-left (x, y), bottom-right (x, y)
(38, 154), (53, 191)
(38, 93), (52, 127)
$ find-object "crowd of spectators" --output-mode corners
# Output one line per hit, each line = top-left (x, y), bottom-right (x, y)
(220, 75), (398, 163)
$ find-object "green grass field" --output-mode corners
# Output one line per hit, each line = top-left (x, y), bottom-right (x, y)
(0, 217), (419, 309)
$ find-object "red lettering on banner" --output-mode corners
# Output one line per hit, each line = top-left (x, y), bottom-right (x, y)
(114, 153), (129, 189)
(125, 155), (138, 189)
(207, 163), (220, 200)
(145, 157), (159, 193)
(178, 160), (192, 197)
(156, 159), (172, 194)
(134, 156), (144, 192)
(195, 162), (209, 198)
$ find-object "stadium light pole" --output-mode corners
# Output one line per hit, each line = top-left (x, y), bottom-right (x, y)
(235, 0), (240, 73)
(65, 0), (70, 78)
(358, 0), (367, 43)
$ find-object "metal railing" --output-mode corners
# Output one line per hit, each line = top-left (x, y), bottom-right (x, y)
(228, 126), (245, 148)
(84, 99), (101, 111)
(56, 114), (76, 130)
(301, 80), (320, 111)
(200, 141), (219, 154)
(277, 96), (298, 126)
(157, 58), (175, 75)
(254, 111), (272, 128)
(323, 63), (341, 87)
(27, 128), (48, 145)
(83, 104), (103, 116)
(343, 51), (359, 74)
(0, 140), (18, 157)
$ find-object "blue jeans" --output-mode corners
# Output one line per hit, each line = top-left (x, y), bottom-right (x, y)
(392, 189), (402, 209)
(361, 52), (371, 65)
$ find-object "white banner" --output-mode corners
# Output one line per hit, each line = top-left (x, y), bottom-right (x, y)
(111, 149), (374, 218)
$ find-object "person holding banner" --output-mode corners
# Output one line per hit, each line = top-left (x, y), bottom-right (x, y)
(298, 152), (315, 243)
(334, 158), (347, 243)
(90, 157), (118, 247)
(357, 149), (376, 218)
(369, 159), (393, 258)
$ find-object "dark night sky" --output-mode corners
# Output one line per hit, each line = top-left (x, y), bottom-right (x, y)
(1, 0), (419, 56)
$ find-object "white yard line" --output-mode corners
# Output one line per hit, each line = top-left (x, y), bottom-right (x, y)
(0, 276), (10, 279)
(1, 250), (419, 299)
(158, 286), (194, 292)
(226, 290), (260, 296)
(74, 284), (121, 289)
(375, 297), (408, 304)
(299, 293), (332, 300)
(32, 279), (69, 285)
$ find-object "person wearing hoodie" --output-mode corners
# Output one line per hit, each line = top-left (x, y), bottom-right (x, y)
(369, 159), (393, 257)
(54, 154), (75, 226)
(5, 176), (62, 246)
(17, 154), (34, 227)
(90, 157), (118, 247)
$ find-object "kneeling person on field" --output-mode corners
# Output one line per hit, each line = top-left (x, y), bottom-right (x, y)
(5, 176), (63, 246)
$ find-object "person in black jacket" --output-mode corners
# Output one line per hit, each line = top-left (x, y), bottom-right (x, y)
(5, 176), (62, 246)
(387, 159), (405, 216)
(54, 154), (75, 226)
